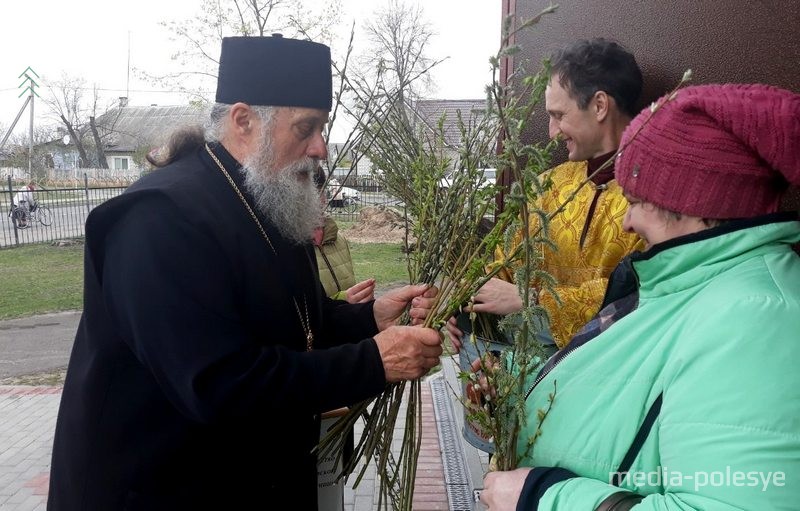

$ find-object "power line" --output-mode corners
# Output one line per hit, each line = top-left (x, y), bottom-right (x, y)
(0, 86), (213, 94)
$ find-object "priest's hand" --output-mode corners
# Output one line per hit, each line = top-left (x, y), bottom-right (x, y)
(373, 284), (438, 331)
(480, 468), (532, 511)
(374, 326), (442, 382)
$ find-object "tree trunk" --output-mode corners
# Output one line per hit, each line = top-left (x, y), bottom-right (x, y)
(89, 116), (108, 169)
(60, 114), (89, 168)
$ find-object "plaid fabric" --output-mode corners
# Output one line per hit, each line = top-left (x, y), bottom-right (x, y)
(533, 291), (640, 381)
(572, 291), (639, 344)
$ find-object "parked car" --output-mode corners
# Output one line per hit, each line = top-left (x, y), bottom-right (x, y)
(439, 168), (498, 190)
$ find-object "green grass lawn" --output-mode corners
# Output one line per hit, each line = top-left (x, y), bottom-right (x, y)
(0, 240), (409, 320)
(350, 242), (409, 289)
(0, 243), (85, 320)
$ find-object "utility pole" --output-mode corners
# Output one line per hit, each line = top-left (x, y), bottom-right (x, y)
(1, 67), (40, 179)
(19, 67), (40, 178)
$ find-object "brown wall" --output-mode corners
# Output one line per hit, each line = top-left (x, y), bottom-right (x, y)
(505, 0), (800, 217)
(509, 0), (799, 116)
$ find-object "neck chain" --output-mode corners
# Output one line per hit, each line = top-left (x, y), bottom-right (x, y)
(205, 143), (313, 351)
(294, 296), (314, 352)
(205, 143), (276, 254)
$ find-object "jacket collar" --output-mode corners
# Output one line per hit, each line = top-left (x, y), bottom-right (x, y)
(321, 216), (339, 244)
(631, 212), (800, 298)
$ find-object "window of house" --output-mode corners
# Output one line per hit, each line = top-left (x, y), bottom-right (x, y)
(114, 157), (129, 170)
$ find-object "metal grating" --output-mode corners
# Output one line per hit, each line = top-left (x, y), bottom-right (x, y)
(430, 374), (475, 511)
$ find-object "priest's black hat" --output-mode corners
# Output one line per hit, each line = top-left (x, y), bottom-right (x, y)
(215, 35), (332, 111)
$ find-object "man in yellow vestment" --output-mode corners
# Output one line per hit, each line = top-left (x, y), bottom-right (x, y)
(450, 39), (645, 350)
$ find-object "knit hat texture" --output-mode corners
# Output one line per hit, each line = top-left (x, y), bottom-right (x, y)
(616, 84), (800, 219)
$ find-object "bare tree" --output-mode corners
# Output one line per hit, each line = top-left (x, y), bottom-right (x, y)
(42, 75), (117, 169)
(362, 0), (437, 105)
(89, 86), (110, 169)
(43, 74), (91, 168)
(139, 0), (343, 103)
(317, 1), (441, 176)
(4, 125), (59, 180)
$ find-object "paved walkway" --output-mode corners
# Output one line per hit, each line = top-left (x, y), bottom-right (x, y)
(0, 387), (57, 511)
(0, 374), (486, 510)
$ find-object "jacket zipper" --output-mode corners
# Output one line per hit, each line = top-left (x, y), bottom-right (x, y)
(316, 247), (342, 292)
(525, 262), (641, 401)
(524, 345), (580, 400)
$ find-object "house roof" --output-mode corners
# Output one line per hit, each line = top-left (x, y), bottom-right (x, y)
(410, 99), (488, 148)
(96, 105), (207, 153)
(93, 100), (488, 156)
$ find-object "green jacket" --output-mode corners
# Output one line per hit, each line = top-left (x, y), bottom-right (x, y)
(315, 217), (356, 300)
(520, 214), (800, 510)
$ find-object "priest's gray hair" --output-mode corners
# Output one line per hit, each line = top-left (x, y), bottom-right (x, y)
(147, 103), (276, 168)
(204, 103), (276, 143)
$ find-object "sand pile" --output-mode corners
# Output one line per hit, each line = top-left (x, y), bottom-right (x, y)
(343, 206), (410, 243)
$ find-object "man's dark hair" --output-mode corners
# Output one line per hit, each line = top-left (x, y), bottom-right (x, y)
(550, 38), (643, 118)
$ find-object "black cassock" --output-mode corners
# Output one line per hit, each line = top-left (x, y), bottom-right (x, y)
(48, 143), (385, 510)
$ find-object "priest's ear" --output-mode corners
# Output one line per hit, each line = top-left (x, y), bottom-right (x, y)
(227, 103), (261, 151)
(231, 103), (256, 130)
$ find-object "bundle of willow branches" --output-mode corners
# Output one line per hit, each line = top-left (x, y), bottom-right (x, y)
(317, 99), (514, 509)
(315, 5), (575, 508)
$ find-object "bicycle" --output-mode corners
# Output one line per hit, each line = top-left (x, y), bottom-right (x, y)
(10, 202), (52, 229)
(327, 195), (359, 213)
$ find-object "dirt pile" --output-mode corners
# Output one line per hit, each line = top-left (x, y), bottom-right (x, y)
(343, 206), (410, 244)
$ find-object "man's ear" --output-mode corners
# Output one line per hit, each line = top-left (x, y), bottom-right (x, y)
(593, 91), (611, 122)
(229, 102), (256, 137)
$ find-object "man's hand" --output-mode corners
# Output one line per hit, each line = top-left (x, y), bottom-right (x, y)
(373, 284), (438, 331)
(345, 278), (375, 304)
(470, 278), (524, 316)
(374, 326), (443, 382)
(480, 468), (532, 511)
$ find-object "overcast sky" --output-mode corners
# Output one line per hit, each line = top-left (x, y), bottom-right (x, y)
(0, 0), (501, 142)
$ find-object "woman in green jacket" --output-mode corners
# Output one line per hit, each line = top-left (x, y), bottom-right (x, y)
(481, 84), (800, 510)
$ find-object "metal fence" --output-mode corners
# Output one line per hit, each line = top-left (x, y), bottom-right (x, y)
(2, 175), (397, 249)
(324, 176), (401, 223)
(2, 176), (126, 249)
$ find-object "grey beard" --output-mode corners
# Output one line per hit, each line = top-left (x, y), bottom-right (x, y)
(241, 154), (322, 245)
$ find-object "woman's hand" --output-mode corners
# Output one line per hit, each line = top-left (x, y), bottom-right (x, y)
(345, 278), (375, 304)
(470, 278), (525, 316)
(480, 468), (532, 510)
(444, 316), (463, 353)
(467, 355), (499, 404)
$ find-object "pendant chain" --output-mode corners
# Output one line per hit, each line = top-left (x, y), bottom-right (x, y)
(205, 143), (277, 255)
(294, 296), (314, 352)
(205, 143), (313, 350)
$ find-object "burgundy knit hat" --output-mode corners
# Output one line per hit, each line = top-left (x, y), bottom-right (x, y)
(616, 84), (800, 219)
